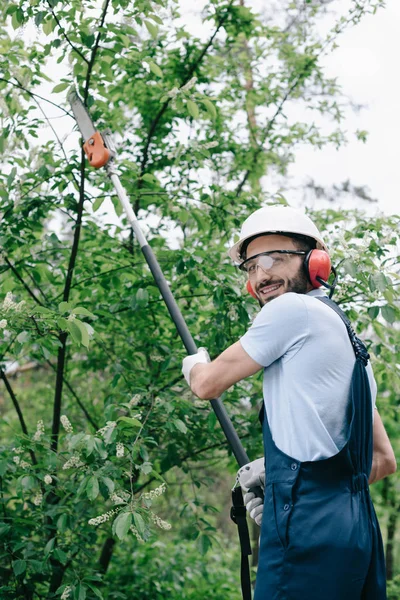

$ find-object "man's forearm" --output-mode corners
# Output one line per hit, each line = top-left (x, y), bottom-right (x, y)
(369, 454), (397, 484)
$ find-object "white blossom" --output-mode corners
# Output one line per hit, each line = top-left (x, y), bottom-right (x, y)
(130, 525), (144, 542)
(33, 419), (45, 441)
(61, 585), (72, 600)
(3, 292), (16, 311)
(97, 421), (117, 438)
(180, 77), (197, 92)
(129, 394), (142, 407)
(13, 456), (20, 465)
(20, 460), (30, 470)
(0, 319), (7, 328)
(60, 415), (73, 433)
(142, 483), (166, 500)
(166, 86), (179, 98)
(12, 447), (23, 454)
(110, 493), (125, 505)
(150, 511), (171, 530)
(15, 300), (26, 312)
(33, 491), (43, 506)
(116, 442), (124, 458)
(88, 508), (118, 526)
(67, 313), (76, 321)
(44, 474), (52, 485)
(202, 141), (219, 150)
(62, 454), (84, 470)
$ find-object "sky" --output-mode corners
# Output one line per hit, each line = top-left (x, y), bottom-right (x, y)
(177, 0), (400, 216)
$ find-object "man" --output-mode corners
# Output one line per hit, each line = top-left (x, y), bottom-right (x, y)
(182, 206), (396, 600)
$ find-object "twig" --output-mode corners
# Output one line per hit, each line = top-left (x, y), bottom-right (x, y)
(0, 370), (37, 466)
(0, 78), (73, 117)
(45, 0), (89, 65)
(3, 257), (45, 306)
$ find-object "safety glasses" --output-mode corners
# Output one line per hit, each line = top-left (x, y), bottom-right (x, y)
(238, 250), (306, 277)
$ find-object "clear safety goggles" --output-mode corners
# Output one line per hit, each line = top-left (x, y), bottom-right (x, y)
(238, 250), (306, 278)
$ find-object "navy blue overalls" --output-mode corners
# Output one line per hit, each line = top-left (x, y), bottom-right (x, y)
(254, 297), (387, 600)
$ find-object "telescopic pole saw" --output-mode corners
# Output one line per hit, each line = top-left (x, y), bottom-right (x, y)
(68, 91), (251, 468)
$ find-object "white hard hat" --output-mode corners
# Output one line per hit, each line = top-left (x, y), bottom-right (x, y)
(229, 206), (328, 263)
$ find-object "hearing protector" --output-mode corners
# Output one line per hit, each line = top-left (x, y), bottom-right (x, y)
(246, 250), (337, 300)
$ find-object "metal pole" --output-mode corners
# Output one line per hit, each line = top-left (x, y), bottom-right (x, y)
(106, 164), (251, 467)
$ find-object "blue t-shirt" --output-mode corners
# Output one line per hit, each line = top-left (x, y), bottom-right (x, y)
(240, 289), (377, 462)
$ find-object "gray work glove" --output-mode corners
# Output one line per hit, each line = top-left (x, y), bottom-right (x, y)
(237, 457), (265, 527)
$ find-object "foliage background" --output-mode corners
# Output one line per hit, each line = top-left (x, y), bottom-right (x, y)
(0, 0), (399, 598)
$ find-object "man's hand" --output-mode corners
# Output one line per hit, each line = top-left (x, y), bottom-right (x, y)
(237, 457), (265, 527)
(182, 348), (210, 386)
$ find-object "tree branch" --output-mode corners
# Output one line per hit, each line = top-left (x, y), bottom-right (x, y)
(46, 361), (99, 431)
(0, 370), (37, 466)
(83, 0), (112, 103)
(0, 78), (73, 117)
(45, 1), (89, 65)
(3, 257), (45, 306)
(138, 1), (234, 180)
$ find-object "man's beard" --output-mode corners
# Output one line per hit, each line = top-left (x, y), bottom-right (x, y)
(256, 268), (309, 307)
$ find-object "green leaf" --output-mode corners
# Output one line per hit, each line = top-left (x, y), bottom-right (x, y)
(12, 560), (26, 576)
(92, 197), (104, 212)
(35, 306), (53, 314)
(187, 100), (199, 120)
(94, 438), (108, 459)
(44, 537), (55, 557)
(67, 320), (82, 345)
(118, 416), (142, 428)
(136, 288), (149, 306)
(57, 514), (68, 532)
(173, 419), (187, 434)
(73, 307), (96, 319)
(52, 82), (69, 94)
(86, 476), (99, 501)
(201, 98), (217, 119)
(86, 584), (103, 599)
(381, 305), (396, 324)
(372, 272), (387, 292)
(21, 475), (35, 490)
(132, 512), (146, 537)
(74, 583), (87, 600)
(59, 301), (72, 313)
(343, 260), (357, 278)
(149, 62), (163, 78)
(74, 319), (90, 348)
(144, 21), (158, 38)
(367, 306), (379, 320)
(197, 534), (212, 556)
(101, 477), (115, 495)
(113, 512), (132, 540)
(53, 548), (68, 565)
(42, 17), (55, 35)
(141, 173), (157, 184)
(0, 460), (8, 476)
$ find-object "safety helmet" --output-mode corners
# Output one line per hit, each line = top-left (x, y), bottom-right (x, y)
(228, 206), (328, 263)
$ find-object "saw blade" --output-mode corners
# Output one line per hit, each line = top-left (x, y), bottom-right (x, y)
(68, 92), (96, 141)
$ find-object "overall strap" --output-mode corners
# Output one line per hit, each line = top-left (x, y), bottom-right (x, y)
(316, 297), (370, 365)
(317, 296), (373, 476)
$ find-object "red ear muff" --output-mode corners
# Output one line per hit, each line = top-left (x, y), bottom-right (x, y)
(246, 280), (258, 299)
(304, 250), (331, 288)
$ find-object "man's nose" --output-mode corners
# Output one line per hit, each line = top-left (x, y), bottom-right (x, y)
(254, 263), (272, 280)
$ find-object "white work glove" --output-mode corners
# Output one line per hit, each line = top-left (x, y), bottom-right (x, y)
(237, 457), (265, 527)
(182, 348), (210, 386)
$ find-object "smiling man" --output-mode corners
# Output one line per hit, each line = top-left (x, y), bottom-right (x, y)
(182, 206), (396, 600)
